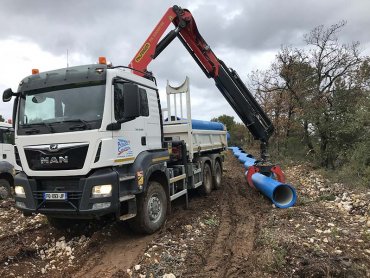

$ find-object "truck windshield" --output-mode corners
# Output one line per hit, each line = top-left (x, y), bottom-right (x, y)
(18, 82), (106, 135)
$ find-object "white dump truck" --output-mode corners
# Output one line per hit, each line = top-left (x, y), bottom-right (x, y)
(3, 66), (226, 233)
(3, 5), (275, 233)
(0, 122), (17, 198)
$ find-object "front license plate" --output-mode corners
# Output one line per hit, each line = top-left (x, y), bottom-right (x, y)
(44, 192), (67, 200)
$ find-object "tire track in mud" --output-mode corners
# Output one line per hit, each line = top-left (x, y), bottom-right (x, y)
(74, 223), (155, 278)
(196, 155), (261, 277)
(77, 153), (262, 278)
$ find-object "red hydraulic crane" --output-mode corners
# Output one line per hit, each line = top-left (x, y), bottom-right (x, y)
(129, 5), (275, 164)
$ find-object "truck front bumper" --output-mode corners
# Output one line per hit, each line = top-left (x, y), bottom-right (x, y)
(14, 168), (120, 219)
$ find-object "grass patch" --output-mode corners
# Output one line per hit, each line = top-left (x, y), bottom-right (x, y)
(255, 227), (288, 273)
(319, 166), (369, 189)
(204, 217), (219, 227)
(361, 230), (370, 242)
(318, 193), (336, 202)
(271, 247), (287, 270)
(331, 227), (340, 238)
(298, 196), (314, 206)
(256, 228), (278, 249)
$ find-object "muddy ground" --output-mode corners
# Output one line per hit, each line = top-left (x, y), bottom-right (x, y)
(0, 151), (369, 277)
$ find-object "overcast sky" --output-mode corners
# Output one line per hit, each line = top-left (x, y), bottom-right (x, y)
(0, 0), (369, 122)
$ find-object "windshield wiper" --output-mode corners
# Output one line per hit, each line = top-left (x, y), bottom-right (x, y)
(41, 122), (55, 133)
(64, 119), (92, 130)
(22, 122), (55, 133)
(24, 128), (40, 134)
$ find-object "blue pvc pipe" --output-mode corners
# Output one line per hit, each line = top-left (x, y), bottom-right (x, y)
(238, 154), (248, 162)
(250, 172), (297, 208)
(165, 117), (225, 131)
(243, 157), (256, 169)
(231, 146), (296, 208)
(191, 119), (225, 131)
(228, 146), (241, 152)
(238, 153), (254, 163)
(234, 151), (246, 158)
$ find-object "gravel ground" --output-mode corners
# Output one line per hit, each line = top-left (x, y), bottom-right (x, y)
(0, 151), (369, 277)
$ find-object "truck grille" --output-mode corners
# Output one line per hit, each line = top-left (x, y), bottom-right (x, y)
(34, 178), (83, 211)
(24, 143), (88, 171)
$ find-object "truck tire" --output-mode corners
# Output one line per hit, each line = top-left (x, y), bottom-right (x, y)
(0, 179), (11, 199)
(199, 163), (213, 195)
(213, 160), (223, 190)
(128, 181), (167, 234)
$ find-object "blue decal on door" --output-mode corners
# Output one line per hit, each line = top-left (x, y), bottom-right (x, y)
(117, 139), (133, 158)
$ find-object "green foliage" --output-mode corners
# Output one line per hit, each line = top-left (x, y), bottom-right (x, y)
(271, 247), (287, 270)
(248, 21), (370, 187)
(211, 114), (235, 130)
(211, 114), (251, 146)
(318, 194), (336, 202)
(204, 216), (219, 226)
(211, 23), (370, 186)
(343, 139), (370, 187)
(0, 115), (4, 122)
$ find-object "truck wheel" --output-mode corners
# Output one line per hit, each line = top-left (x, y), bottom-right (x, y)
(213, 160), (223, 190)
(200, 163), (213, 195)
(128, 181), (167, 234)
(0, 179), (11, 199)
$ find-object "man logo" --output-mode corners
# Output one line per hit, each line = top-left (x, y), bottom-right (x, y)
(41, 156), (68, 164)
(49, 144), (59, 152)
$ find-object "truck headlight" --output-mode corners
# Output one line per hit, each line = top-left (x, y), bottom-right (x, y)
(91, 184), (112, 198)
(15, 186), (26, 197)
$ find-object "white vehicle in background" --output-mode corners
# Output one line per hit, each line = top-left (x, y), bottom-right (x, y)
(0, 122), (17, 198)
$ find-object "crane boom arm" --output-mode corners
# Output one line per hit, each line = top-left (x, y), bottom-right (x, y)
(129, 5), (274, 156)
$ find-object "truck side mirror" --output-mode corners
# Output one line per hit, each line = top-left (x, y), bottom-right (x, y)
(122, 83), (141, 119)
(107, 82), (142, 131)
(2, 88), (14, 102)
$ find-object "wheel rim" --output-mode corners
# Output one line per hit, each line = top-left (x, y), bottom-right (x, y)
(204, 166), (212, 189)
(215, 164), (222, 185)
(148, 194), (162, 223)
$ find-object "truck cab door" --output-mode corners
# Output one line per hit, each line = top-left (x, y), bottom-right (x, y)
(0, 128), (4, 161)
(1, 128), (17, 167)
(111, 82), (147, 163)
(0, 127), (12, 160)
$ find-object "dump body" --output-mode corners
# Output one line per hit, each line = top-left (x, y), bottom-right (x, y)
(163, 76), (227, 161)
(164, 122), (227, 158)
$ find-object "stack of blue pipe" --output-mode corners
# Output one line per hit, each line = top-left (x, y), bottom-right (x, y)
(228, 147), (297, 208)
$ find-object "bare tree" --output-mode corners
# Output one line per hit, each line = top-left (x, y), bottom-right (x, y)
(304, 21), (362, 167)
(250, 21), (365, 168)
